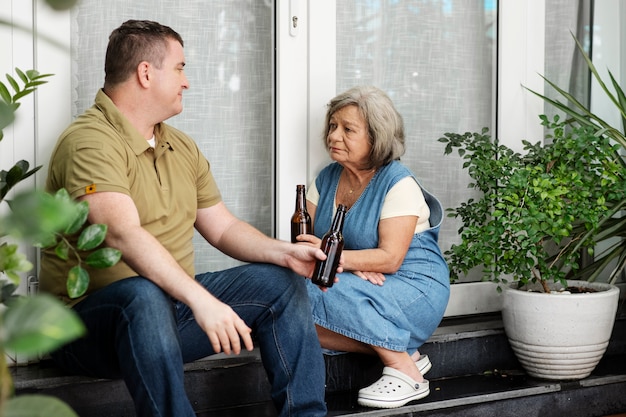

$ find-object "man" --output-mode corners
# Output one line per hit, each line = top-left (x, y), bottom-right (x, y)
(40, 19), (330, 417)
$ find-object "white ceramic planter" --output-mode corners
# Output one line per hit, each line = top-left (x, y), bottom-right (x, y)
(501, 280), (620, 380)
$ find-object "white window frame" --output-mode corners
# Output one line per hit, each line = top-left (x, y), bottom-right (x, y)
(4, 0), (623, 317)
(276, 0), (546, 316)
(1, 0), (71, 292)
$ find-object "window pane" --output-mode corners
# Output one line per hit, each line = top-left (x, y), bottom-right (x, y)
(70, 1), (273, 272)
(336, 1), (497, 281)
(544, 0), (591, 123)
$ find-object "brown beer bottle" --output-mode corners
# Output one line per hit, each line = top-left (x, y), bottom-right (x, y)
(311, 204), (347, 288)
(291, 184), (313, 243)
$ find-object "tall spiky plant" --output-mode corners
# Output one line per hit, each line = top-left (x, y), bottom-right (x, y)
(525, 33), (626, 284)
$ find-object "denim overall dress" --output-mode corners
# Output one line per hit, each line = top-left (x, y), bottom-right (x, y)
(306, 161), (450, 352)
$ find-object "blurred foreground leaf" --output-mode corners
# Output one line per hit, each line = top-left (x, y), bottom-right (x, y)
(2, 294), (85, 356)
(5, 394), (79, 417)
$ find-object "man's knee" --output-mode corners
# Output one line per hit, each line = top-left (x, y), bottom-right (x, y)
(80, 277), (176, 331)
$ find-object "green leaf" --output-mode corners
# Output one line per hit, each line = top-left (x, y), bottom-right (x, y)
(54, 187), (71, 203)
(66, 265), (89, 299)
(6, 74), (19, 94)
(0, 81), (11, 103)
(3, 189), (77, 243)
(64, 200), (89, 235)
(2, 294), (85, 356)
(5, 394), (79, 417)
(13, 88), (37, 101)
(0, 100), (16, 132)
(608, 70), (626, 134)
(84, 247), (122, 269)
(26, 80), (50, 88)
(0, 282), (18, 303)
(25, 69), (41, 79)
(5, 161), (26, 186)
(36, 232), (59, 249)
(77, 223), (107, 251)
(0, 243), (33, 285)
(45, 0), (80, 11)
(54, 240), (70, 261)
(15, 67), (28, 84)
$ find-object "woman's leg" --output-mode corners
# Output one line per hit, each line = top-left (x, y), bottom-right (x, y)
(316, 326), (424, 382)
(316, 325), (373, 354)
(371, 347), (424, 382)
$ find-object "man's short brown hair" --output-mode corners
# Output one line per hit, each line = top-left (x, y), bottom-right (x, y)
(104, 20), (184, 89)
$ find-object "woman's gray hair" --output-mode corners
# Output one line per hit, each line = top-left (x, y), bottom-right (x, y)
(324, 86), (405, 169)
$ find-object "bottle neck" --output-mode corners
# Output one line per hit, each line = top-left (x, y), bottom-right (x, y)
(295, 186), (306, 212)
(331, 204), (346, 233)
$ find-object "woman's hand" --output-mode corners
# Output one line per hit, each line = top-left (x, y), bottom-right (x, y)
(354, 270), (386, 286)
(298, 233), (386, 286)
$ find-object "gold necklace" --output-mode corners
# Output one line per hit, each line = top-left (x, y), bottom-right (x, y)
(347, 184), (359, 194)
(340, 168), (376, 207)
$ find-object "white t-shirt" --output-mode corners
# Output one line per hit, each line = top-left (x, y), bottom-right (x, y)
(308, 176), (430, 233)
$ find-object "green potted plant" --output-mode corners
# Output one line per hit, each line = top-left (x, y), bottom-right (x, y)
(438, 35), (625, 380)
(1, 68), (121, 416)
(440, 118), (623, 380)
(440, 117), (624, 291)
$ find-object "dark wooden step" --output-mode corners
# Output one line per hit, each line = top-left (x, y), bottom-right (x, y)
(11, 313), (626, 417)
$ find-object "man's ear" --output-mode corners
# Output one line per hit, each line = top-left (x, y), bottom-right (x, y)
(137, 61), (151, 88)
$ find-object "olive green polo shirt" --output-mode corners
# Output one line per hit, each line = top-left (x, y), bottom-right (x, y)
(40, 89), (221, 305)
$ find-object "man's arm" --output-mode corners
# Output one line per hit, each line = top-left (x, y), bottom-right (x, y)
(80, 191), (253, 355)
(194, 202), (331, 279)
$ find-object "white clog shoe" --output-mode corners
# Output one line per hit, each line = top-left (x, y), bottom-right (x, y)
(357, 366), (430, 409)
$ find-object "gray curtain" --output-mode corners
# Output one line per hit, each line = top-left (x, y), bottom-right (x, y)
(69, 1), (589, 279)
(335, 1), (496, 280)
(544, 0), (592, 123)
(335, 1), (591, 282)
(70, 1), (273, 272)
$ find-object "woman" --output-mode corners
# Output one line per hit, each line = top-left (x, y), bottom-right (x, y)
(299, 86), (450, 409)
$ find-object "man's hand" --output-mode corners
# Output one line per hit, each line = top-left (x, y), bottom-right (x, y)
(190, 294), (253, 355)
(283, 241), (343, 290)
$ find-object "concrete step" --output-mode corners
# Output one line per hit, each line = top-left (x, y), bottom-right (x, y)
(11, 313), (626, 417)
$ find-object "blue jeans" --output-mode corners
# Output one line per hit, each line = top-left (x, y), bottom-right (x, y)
(51, 263), (327, 417)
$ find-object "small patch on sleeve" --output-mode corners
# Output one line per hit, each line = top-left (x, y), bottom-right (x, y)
(85, 184), (97, 194)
